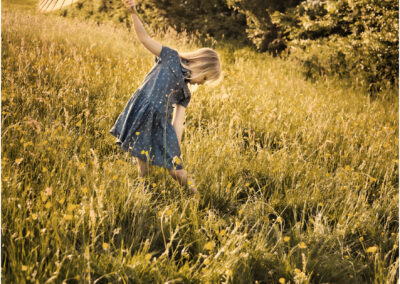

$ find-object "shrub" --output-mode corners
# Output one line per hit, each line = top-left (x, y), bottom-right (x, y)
(273, 0), (399, 93)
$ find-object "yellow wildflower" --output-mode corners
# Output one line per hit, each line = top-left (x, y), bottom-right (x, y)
(64, 214), (73, 221)
(298, 242), (307, 249)
(23, 141), (33, 148)
(283, 236), (290, 242)
(67, 204), (77, 212)
(41, 192), (48, 203)
(172, 156), (181, 165)
(136, 132), (140, 135)
(366, 246), (377, 253)
(102, 243), (110, 250)
(279, 278), (286, 284)
(204, 241), (215, 251)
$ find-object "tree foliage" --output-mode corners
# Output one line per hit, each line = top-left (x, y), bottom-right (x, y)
(226, 0), (302, 52)
(136, 0), (247, 42)
(272, 0), (399, 92)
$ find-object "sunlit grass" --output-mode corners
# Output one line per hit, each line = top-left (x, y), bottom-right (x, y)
(1, 5), (399, 283)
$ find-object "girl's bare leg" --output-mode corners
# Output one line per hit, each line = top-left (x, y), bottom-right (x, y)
(135, 157), (153, 177)
(168, 169), (197, 194)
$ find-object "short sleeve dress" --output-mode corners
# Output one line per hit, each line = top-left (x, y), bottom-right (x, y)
(109, 45), (191, 170)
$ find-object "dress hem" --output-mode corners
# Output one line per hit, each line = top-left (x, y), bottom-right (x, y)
(109, 130), (184, 171)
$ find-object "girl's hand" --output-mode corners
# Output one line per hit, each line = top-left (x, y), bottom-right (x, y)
(122, 0), (137, 14)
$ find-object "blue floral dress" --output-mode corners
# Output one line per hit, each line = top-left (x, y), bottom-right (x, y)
(109, 45), (191, 170)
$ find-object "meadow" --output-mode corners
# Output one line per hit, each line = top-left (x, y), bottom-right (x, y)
(1, 2), (399, 283)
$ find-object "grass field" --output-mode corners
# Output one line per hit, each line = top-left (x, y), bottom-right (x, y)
(1, 2), (399, 283)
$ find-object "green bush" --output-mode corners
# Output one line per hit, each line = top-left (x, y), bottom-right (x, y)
(226, 0), (302, 52)
(273, 0), (399, 93)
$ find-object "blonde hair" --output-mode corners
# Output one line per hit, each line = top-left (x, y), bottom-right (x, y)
(179, 48), (222, 83)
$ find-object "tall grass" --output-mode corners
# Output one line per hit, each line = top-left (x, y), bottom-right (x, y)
(2, 5), (399, 283)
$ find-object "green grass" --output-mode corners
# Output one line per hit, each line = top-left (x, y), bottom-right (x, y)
(1, 3), (399, 283)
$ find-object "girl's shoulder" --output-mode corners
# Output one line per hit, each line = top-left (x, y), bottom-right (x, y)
(155, 45), (180, 65)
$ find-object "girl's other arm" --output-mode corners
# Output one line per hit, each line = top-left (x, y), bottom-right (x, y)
(123, 0), (162, 57)
(172, 105), (186, 145)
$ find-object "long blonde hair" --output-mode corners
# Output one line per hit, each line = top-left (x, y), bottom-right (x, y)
(179, 48), (222, 83)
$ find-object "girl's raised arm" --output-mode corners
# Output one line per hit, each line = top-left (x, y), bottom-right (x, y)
(123, 0), (162, 57)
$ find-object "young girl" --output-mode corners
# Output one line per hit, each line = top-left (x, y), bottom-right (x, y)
(109, 0), (222, 194)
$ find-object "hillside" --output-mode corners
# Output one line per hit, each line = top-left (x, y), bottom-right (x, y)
(1, 2), (399, 283)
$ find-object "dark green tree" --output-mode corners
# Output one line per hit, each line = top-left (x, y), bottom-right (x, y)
(225, 0), (302, 52)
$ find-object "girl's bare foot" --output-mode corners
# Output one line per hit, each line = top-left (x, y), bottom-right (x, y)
(169, 169), (198, 194)
(187, 178), (198, 194)
(190, 186), (198, 194)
